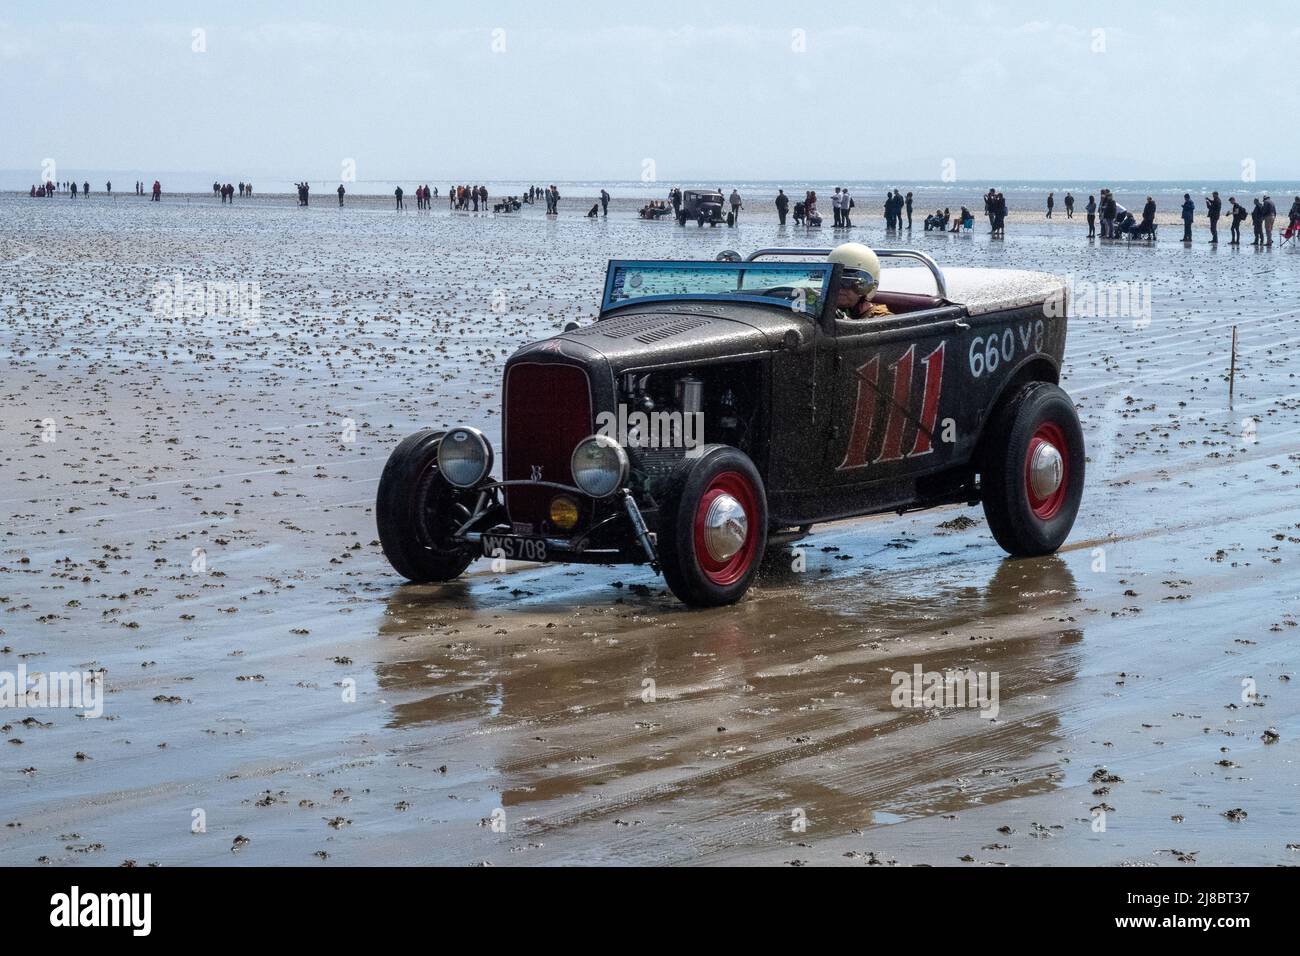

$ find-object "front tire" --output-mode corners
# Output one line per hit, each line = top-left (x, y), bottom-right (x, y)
(980, 383), (1085, 556)
(376, 429), (476, 582)
(658, 446), (767, 607)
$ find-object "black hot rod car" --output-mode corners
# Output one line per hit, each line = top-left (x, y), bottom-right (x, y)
(377, 246), (1084, 607)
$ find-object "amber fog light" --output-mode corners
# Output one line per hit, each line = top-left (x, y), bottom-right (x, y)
(549, 495), (580, 531)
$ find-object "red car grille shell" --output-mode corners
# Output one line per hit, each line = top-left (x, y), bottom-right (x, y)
(502, 362), (594, 530)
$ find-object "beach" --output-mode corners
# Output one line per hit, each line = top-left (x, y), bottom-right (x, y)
(1, 190), (1297, 867)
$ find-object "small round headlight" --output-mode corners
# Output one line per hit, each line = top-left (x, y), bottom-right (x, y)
(549, 495), (580, 531)
(437, 426), (493, 488)
(570, 435), (629, 499)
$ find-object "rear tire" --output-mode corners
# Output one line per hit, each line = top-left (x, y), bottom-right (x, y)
(376, 429), (476, 582)
(980, 383), (1084, 556)
(658, 446), (767, 607)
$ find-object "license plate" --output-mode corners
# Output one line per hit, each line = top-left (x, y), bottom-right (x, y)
(481, 534), (548, 562)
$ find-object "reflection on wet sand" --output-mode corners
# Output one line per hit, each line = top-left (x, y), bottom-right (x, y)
(370, 554), (1083, 860)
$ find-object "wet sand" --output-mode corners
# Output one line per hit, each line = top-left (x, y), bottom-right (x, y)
(1, 193), (1297, 866)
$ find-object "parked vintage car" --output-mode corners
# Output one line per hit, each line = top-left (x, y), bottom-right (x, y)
(678, 189), (725, 226)
(377, 245), (1084, 607)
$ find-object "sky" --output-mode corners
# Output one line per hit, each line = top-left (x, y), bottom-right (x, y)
(4, 0), (1300, 183)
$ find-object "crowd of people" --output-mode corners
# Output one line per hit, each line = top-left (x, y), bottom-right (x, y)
(390, 184), (437, 209)
(923, 206), (976, 232)
(28, 179), (94, 197)
(21, 175), (1300, 250)
(212, 181), (253, 200)
(541, 185), (561, 214)
(884, 190), (911, 229)
(450, 185), (487, 210)
(32, 179), (158, 198)
(1063, 189), (1300, 246)
(771, 190), (831, 228)
(639, 199), (673, 219)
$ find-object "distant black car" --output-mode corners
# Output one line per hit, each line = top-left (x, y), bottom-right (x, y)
(377, 247), (1084, 607)
(678, 189), (725, 226)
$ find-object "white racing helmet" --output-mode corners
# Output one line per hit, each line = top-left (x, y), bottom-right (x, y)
(828, 243), (881, 298)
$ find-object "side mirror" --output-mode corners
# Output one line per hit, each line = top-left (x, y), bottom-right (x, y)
(563, 321), (580, 332)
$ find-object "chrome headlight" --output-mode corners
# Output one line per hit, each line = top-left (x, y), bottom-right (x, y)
(437, 426), (493, 488)
(570, 435), (629, 499)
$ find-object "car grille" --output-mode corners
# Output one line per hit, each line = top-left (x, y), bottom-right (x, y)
(503, 362), (593, 532)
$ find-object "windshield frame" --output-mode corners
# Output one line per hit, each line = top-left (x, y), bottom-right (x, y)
(600, 259), (832, 317)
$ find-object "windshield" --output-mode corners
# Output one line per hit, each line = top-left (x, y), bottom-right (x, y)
(602, 260), (831, 314)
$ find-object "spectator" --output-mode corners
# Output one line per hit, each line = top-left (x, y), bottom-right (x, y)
(1181, 193), (1195, 242)
(1101, 190), (1116, 238)
(1228, 198), (1246, 245)
(1138, 196), (1156, 238)
(1205, 191), (1222, 244)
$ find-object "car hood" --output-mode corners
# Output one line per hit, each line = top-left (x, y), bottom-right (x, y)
(511, 303), (808, 373)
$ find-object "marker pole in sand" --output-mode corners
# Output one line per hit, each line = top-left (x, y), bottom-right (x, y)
(1229, 325), (1237, 404)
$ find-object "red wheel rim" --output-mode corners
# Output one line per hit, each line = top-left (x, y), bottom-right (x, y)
(693, 471), (758, 586)
(1024, 422), (1069, 521)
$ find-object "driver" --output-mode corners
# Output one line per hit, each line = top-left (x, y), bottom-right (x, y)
(828, 242), (890, 319)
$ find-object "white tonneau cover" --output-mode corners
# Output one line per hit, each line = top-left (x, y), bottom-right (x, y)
(879, 266), (1066, 316)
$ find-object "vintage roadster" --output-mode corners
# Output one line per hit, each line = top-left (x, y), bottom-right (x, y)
(377, 245), (1084, 607)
